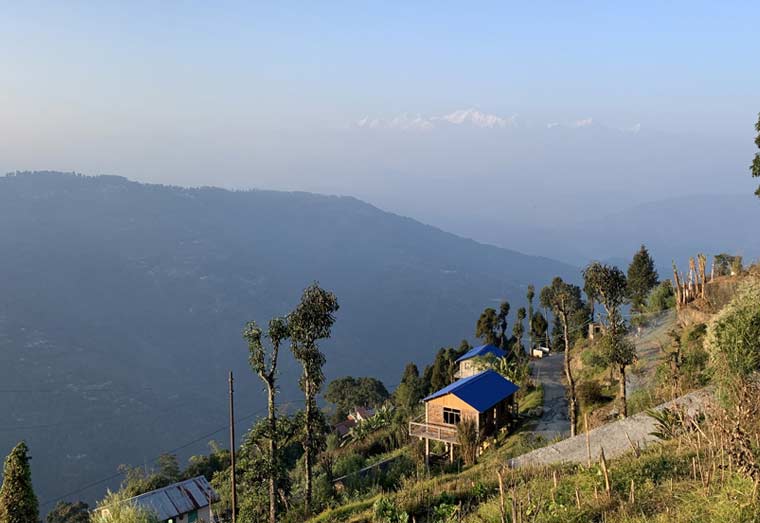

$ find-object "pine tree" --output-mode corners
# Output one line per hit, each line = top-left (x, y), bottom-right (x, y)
(627, 245), (659, 313)
(0, 442), (39, 523)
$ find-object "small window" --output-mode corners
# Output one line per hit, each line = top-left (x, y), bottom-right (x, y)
(188, 510), (198, 523)
(443, 407), (461, 425)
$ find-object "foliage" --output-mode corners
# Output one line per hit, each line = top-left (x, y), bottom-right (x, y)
(627, 245), (659, 312)
(326, 377), (390, 420)
(394, 363), (425, 412)
(714, 253), (743, 277)
(373, 496), (408, 523)
(531, 311), (548, 347)
(475, 307), (499, 345)
(470, 354), (528, 386)
(289, 283), (340, 511)
(646, 280), (676, 313)
(752, 112), (760, 197)
(705, 276), (760, 391)
(512, 307), (527, 357)
(583, 262), (628, 326)
(0, 442), (39, 523)
(576, 380), (607, 408)
(457, 418), (480, 466)
(184, 441), (230, 481)
(118, 454), (181, 498)
(341, 406), (394, 446)
(92, 491), (159, 523)
(426, 345), (467, 393)
(46, 502), (90, 523)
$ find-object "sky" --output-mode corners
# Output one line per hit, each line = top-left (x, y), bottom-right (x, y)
(2, 1), (759, 239)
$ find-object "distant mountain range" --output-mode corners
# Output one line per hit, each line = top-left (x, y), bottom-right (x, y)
(0, 171), (575, 507)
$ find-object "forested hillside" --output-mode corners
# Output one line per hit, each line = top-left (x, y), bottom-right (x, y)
(0, 171), (574, 505)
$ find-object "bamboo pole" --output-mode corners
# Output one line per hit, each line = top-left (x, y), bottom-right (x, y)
(585, 413), (592, 467)
(600, 447), (611, 496)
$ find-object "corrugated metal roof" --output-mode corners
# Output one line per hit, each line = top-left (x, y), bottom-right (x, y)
(455, 344), (506, 363)
(423, 370), (519, 413)
(126, 476), (219, 520)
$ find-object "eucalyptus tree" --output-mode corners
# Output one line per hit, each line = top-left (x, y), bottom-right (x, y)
(583, 262), (634, 417)
(475, 307), (499, 345)
(512, 307), (526, 359)
(243, 316), (289, 523)
(527, 285), (535, 349)
(497, 301), (510, 349)
(540, 277), (584, 435)
(289, 283), (339, 513)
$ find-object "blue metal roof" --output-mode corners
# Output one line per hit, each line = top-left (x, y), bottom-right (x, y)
(455, 344), (506, 363)
(423, 369), (519, 412)
(122, 476), (219, 520)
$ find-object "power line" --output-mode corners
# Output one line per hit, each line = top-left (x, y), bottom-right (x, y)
(39, 398), (305, 508)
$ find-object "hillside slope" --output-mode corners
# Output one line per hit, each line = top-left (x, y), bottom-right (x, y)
(0, 171), (575, 506)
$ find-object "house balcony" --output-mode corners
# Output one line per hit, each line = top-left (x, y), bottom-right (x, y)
(409, 419), (458, 444)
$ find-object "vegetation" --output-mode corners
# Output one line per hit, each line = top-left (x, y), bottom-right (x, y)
(92, 491), (158, 523)
(540, 277), (586, 436)
(325, 377), (390, 422)
(627, 244), (659, 313)
(0, 442), (39, 523)
(752, 112), (760, 197)
(46, 502), (90, 523)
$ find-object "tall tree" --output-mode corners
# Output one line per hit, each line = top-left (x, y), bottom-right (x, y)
(47, 502), (90, 523)
(394, 363), (424, 412)
(289, 283), (339, 513)
(540, 277), (584, 436)
(752, 112), (760, 197)
(531, 311), (548, 348)
(583, 262), (633, 417)
(244, 315), (289, 523)
(512, 307), (526, 359)
(325, 376), (389, 418)
(627, 245), (659, 313)
(497, 301), (510, 349)
(475, 307), (499, 345)
(0, 442), (39, 523)
(526, 285), (535, 349)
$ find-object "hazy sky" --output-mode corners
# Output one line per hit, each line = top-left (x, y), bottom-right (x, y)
(2, 2), (759, 235)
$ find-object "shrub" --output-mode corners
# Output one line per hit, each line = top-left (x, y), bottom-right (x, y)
(576, 380), (607, 407)
(373, 496), (408, 523)
(646, 280), (676, 313)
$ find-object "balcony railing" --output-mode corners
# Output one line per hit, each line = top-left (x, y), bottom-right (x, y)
(409, 419), (459, 444)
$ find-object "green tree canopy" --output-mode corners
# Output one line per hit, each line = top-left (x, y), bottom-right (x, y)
(325, 376), (389, 418)
(393, 363), (424, 412)
(92, 491), (159, 523)
(583, 262), (628, 327)
(531, 311), (548, 347)
(0, 442), (39, 523)
(47, 502), (90, 523)
(627, 245), (659, 312)
(475, 307), (499, 345)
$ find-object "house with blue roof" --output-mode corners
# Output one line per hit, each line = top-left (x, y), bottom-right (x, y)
(454, 344), (506, 378)
(409, 369), (519, 464)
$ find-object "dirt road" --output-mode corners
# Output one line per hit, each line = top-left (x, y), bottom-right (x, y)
(530, 352), (570, 441)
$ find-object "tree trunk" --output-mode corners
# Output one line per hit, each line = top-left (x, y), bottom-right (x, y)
(619, 365), (627, 418)
(304, 369), (313, 513)
(562, 312), (577, 437)
(267, 381), (277, 523)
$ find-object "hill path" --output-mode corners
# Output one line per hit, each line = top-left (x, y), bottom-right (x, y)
(530, 353), (570, 440)
(509, 387), (712, 469)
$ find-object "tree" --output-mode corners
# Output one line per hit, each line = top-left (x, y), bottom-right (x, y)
(540, 277), (584, 436)
(530, 311), (548, 348)
(93, 491), (158, 523)
(47, 502), (90, 523)
(429, 347), (459, 392)
(289, 283), (339, 513)
(751, 112), (760, 197)
(325, 376), (389, 419)
(244, 315), (289, 523)
(0, 442), (39, 523)
(512, 307), (526, 359)
(583, 262), (632, 417)
(475, 307), (499, 345)
(394, 363), (424, 412)
(627, 245), (659, 313)
(497, 301), (510, 349)
(527, 285), (535, 349)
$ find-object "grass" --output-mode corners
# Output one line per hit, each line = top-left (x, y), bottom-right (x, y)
(518, 383), (544, 415)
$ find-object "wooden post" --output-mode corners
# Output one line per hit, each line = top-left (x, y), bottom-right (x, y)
(629, 479), (635, 504)
(449, 443), (454, 464)
(584, 413), (592, 467)
(496, 468), (507, 523)
(575, 487), (581, 508)
(425, 438), (430, 470)
(229, 371), (237, 523)
(600, 447), (610, 496)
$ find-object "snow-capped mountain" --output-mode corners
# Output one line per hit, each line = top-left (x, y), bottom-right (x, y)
(355, 108), (516, 130)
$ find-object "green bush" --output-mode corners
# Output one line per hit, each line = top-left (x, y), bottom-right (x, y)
(576, 380), (608, 407)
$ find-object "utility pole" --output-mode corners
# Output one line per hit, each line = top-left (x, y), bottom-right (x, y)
(229, 371), (237, 523)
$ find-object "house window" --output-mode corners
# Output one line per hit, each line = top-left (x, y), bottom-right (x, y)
(443, 407), (461, 425)
(188, 510), (198, 523)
